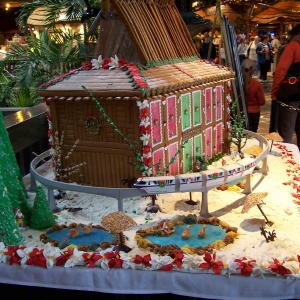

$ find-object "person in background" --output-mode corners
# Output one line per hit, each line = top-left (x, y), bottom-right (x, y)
(256, 34), (273, 83)
(271, 33), (281, 76)
(247, 35), (260, 78)
(199, 33), (216, 62)
(237, 38), (248, 64)
(271, 24), (300, 149)
(241, 59), (265, 132)
(220, 43), (226, 65)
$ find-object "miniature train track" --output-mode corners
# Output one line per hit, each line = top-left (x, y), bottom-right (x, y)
(29, 130), (269, 217)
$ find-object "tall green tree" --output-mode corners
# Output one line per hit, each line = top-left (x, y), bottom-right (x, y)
(0, 112), (32, 224)
(0, 181), (24, 246)
(30, 186), (57, 230)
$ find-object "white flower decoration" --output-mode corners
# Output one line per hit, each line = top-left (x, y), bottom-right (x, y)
(140, 117), (150, 127)
(149, 254), (173, 270)
(136, 100), (149, 109)
(91, 55), (103, 70)
(43, 243), (61, 269)
(0, 242), (7, 263)
(140, 134), (150, 145)
(109, 55), (119, 70)
(17, 246), (33, 268)
(64, 248), (83, 268)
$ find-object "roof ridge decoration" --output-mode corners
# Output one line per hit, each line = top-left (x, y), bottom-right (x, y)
(110, 0), (199, 64)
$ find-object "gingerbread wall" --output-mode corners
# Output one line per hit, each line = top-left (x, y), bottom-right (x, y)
(48, 81), (228, 188)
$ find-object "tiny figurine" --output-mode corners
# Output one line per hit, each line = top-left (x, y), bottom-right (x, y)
(182, 225), (191, 239)
(68, 224), (81, 238)
(158, 220), (174, 236)
(83, 222), (93, 234)
(198, 224), (207, 238)
(14, 208), (24, 228)
(222, 159), (226, 166)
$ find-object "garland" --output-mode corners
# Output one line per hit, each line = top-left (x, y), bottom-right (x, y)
(0, 241), (295, 277)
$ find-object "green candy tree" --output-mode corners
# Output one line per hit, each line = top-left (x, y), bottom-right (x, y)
(30, 186), (57, 230)
(0, 182), (24, 246)
(0, 112), (32, 225)
(228, 99), (248, 154)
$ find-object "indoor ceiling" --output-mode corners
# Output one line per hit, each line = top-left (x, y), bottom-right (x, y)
(0, 1), (31, 9)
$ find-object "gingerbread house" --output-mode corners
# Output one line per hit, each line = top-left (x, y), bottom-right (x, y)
(39, 0), (235, 188)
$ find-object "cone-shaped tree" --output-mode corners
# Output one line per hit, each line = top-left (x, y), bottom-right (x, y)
(30, 186), (57, 230)
(0, 112), (31, 225)
(0, 182), (24, 246)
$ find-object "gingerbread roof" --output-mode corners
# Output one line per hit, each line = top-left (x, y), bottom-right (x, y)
(39, 0), (234, 99)
(39, 61), (234, 99)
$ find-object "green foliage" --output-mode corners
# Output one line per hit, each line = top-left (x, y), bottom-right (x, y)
(1, 28), (87, 107)
(228, 99), (247, 153)
(0, 183), (24, 246)
(30, 186), (57, 230)
(5, 29), (87, 88)
(183, 214), (197, 224)
(16, 0), (101, 42)
(16, 0), (99, 31)
(0, 113), (31, 225)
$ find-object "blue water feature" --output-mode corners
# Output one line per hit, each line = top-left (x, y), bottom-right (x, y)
(227, 177), (245, 186)
(147, 224), (226, 248)
(47, 228), (115, 246)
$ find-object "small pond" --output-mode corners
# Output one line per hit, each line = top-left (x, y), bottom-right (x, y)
(147, 224), (226, 248)
(47, 228), (115, 246)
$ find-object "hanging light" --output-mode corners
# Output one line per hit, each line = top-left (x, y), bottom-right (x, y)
(5, 3), (10, 10)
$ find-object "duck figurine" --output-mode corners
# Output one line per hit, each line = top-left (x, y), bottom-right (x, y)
(198, 224), (207, 238)
(182, 225), (191, 239)
(83, 222), (93, 234)
(68, 224), (81, 238)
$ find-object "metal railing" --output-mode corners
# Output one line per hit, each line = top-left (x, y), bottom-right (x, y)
(2, 103), (50, 176)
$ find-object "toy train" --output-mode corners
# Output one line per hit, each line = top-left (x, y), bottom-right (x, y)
(134, 156), (257, 194)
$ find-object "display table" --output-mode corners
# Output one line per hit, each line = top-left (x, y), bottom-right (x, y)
(1, 143), (300, 299)
(1, 263), (300, 299)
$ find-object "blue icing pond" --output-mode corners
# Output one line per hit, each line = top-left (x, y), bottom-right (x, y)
(47, 228), (115, 246)
(147, 224), (226, 248)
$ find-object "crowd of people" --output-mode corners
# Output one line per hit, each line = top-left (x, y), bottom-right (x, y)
(196, 24), (300, 149)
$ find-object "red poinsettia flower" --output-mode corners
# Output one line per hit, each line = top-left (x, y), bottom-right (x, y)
(102, 58), (112, 69)
(46, 112), (51, 121)
(268, 258), (291, 276)
(4, 245), (25, 265)
(139, 107), (149, 119)
(161, 263), (173, 271)
(143, 157), (152, 167)
(234, 257), (256, 276)
(173, 251), (184, 269)
(104, 250), (123, 268)
(132, 254), (152, 267)
(27, 248), (46, 268)
(56, 249), (74, 266)
(82, 252), (102, 268)
(44, 98), (50, 106)
(82, 61), (92, 70)
(118, 59), (128, 69)
(143, 145), (152, 155)
(140, 125), (151, 135)
(199, 251), (224, 275)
